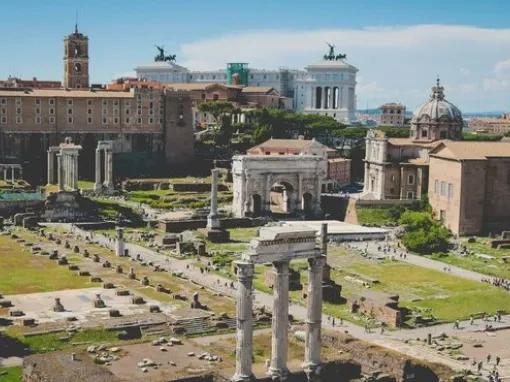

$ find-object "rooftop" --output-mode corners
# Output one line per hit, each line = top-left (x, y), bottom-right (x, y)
(430, 140), (510, 160)
(0, 88), (134, 98)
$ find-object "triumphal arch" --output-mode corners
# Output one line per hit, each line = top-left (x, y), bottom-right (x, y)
(233, 225), (326, 382)
(232, 155), (326, 218)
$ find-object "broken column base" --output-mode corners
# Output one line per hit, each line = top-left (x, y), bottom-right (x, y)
(205, 228), (230, 243)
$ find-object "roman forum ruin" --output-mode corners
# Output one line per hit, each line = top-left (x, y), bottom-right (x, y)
(47, 137), (82, 192)
(233, 225), (326, 382)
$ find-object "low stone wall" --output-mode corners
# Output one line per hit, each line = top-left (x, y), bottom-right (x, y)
(322, 332), (461, 382)
(356, 199), (419, 208)
(159, 217), (268, 233)
(0, 199), (44, 217)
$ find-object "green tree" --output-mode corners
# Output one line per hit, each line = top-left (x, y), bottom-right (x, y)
(399, 210), (451, 254)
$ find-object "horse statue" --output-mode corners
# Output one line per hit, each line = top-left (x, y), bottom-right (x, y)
(323, 43), (347, 61)
(154, 45), (176, 62)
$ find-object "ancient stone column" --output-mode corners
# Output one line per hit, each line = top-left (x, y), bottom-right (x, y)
(94, 149), (102, 192)
(269, 260), (290, 380)
(47, 150), (54, 184)
(115, 227), (124, 257)
(11, 167), (15, 183)
(57, 154), (64, 191)
(232, 261), (254, 382)
(3, 168), (7, 181)
(72, 153), (79, 191)
(104, 150), (113, 189)
(303, 256), (325, 380)
(207, 168), (220, 229)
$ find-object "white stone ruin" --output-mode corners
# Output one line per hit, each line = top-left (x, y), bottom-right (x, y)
(47, 137), (82, 192)
(233, 224), (326, 382)
(0, 164), (22, 183)
(94, 140), (114, 193)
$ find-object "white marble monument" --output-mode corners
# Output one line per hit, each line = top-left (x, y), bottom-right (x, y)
(232, 225), (326, 382)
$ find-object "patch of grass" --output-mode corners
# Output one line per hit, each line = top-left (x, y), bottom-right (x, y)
(78, 180), (95, 190)
(126, 189), (232, 210)
(325, 247), (510, 322)
(0, 367), (22, 382)
(429, 237), (510, 279)
(4, 327), (120, 354)
(0, 235), (96, 294)
(356, 206), (402, 226)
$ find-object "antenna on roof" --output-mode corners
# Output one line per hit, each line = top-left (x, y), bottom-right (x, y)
(75, 10), (79, 33)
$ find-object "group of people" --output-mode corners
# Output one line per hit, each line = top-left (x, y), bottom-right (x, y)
(472, 354), (503, 381)
(481, 277), (510, 291)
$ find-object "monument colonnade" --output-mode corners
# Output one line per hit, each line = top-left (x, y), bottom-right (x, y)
(233, 224), (327, 382)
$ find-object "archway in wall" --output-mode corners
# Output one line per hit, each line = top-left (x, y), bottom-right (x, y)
(251, 194), (262, 217)
(270, 182), (294, 215)
(302, 192), (313, 216)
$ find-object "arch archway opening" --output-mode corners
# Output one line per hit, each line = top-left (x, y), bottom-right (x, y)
(302, 192), (313, 216)
(251, 194), (262, 217)
(270, 182), (294, 215)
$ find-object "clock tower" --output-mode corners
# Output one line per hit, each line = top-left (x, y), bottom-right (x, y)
(63, 24), (89, 89)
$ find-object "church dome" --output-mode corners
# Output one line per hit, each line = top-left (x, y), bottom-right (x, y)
(412, 79), (462, 123)
(410, 79), (463, 141)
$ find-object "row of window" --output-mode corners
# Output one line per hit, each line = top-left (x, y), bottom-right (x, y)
(434, 180), (454, 199)
(0, 116), (161, 125)
(0, 97), (157, 107)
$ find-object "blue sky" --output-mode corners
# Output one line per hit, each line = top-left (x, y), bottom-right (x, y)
(1, 0), (510, 112)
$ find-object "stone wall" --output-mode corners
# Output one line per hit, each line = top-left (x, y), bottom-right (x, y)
(322, 332), (461, 382)
(159, 217), (267, 233)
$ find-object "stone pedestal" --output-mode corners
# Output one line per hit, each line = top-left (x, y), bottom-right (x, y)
(269, 261), (290, 380)
(115, 227), (125, 257)
(232, 261), (254, 382)
(206, 168), (230, 242)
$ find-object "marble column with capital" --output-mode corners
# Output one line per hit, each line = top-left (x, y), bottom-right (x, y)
(232, 261), (255, 382)
(94, 149), (102, 192)
(303, 255), (326, 380)
(104, 150), (113, 189)
(269, 260), (290, 380)
(57, 154), (64, 191)
(47, 151), (55, 184)
(72, 153), (79, 191)
(207, 168), (220, 229)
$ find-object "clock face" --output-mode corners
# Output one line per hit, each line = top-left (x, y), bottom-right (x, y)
(74, 63), (81, 73)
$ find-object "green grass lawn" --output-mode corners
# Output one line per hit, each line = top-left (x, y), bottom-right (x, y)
(4, 326), (124, 354)
(0, 235), (96, 294)
(326, 247), (510, 322)
(430, 237), (510, 279)
(0, 367), (22, 382)
(356, 206), (400, 226)
(126, 189), (233, 210)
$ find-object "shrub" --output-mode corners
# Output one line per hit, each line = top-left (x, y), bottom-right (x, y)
(399, 210), (451, 254)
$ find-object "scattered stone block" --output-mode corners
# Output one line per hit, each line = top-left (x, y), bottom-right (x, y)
(79, 271), (91, 277)
(57, 256), (68, 265)
(102, 260), (111, 268)
(93, 294), (106, 308)
(68, 265), (79, 271)
(102, 282), (115, 289)
(141, 276), (149, 286)
(73, 245), (80, 253)
(53, 298), (65, 312)
(22, 318), (36, 326)
(10, 309), (24, 317)
(131, 296), (145, 305)
(90, 276), (102, 283)
(115, 289), (130, 296)
(149, 305), (160, 313)
(109, 309), (121, 317)
(0, 299), (13, 308)
(115, 265), (123, 274)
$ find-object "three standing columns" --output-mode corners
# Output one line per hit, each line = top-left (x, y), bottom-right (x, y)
(232, 261), (255, 382)
(269, 260), (290, 380)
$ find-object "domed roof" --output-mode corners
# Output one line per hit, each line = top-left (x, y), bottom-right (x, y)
(412, 79), (462, 123)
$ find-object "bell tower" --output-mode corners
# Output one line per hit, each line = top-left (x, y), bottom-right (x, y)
(63, 24), (89, 89)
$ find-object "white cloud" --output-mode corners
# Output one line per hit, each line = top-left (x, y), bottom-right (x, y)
(494, 58), (510, 73)
(176, 25), (510, 111)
